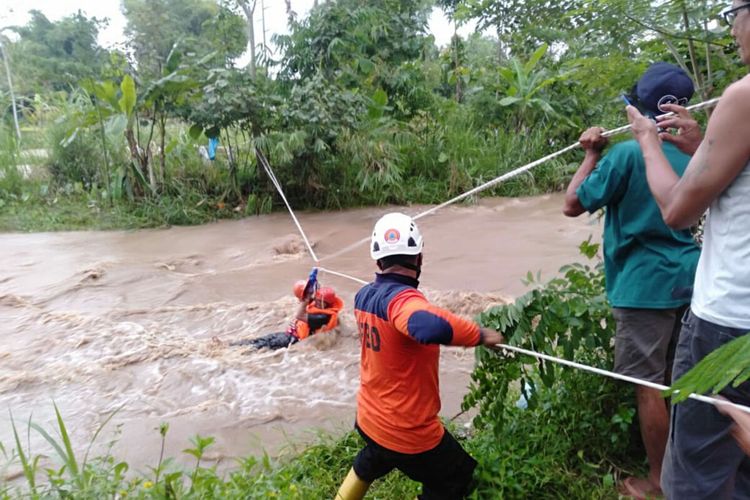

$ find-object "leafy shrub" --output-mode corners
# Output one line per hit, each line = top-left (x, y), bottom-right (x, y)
(47, 121), (106, 188)
(464, 239), (642, 497)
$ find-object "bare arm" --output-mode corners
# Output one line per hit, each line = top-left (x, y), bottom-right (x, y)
(627, 77), (750, 229)
(716, 399), (750, 456)
(563, 127), (608, 217)
(655, 103), (704, 155)
(479, 327), (504, 348)
(294, 299), (309, 322)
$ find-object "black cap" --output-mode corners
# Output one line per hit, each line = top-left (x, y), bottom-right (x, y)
(635, 63), (695, 115)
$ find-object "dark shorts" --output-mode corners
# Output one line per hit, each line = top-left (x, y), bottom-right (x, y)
(307, 313), (330, 332)
(230, 331), (297, 350)
(612, 306), (686, 384)
(353, 425), (477, 500)
(662, 309), (750, 499)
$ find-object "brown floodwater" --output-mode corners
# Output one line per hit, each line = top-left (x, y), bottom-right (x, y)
(0, 193), (601, 475)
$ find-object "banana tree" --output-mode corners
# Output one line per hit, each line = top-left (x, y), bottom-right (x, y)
(70, 44), (200, 198)
(141, 44), (202, 188)
(64, 75), (145, 200)
(496, 43), (573, 129)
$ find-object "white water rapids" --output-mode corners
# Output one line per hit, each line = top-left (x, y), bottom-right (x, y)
(0, 194), (600, 475)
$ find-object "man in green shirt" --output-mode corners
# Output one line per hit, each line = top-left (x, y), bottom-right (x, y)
(563, 63), (701, 499)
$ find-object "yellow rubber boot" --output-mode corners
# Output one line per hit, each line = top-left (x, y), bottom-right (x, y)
(334, 468), (370, 500)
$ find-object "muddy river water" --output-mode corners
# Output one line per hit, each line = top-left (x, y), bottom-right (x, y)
(0, 194), (601, 474)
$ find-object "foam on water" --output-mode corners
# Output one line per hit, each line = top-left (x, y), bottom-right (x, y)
(0, 193), (600, 470)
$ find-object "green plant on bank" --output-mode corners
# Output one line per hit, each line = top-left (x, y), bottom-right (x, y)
(0, 405), (419, 499)
(0, 188), (247, 232)
(496, 44), (575, 130)
(465, 238), (642, 496)
(1, 412), (624, 499)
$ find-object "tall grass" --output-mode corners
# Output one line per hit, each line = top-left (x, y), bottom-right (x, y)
(2, 359), (636, 499)
(1, 401), (632, 499)
(2, 90), (584, 232)
(0, 125), (23, 200)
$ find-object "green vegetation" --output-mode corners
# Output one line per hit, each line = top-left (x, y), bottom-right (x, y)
(1, 0), (742, 231)
(1, 244), (643, 498)
(1, 0), (745, 496)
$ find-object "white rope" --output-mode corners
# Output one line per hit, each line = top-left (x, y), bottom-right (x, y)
(414, 97), (721, 221)
(598, 97), (721, 140)
(413, 141), (581, 221)
(498, 343), (750, 415)
(256, 149), (320, 262)
(255, 149), (373, 283)
(319, 97), (722, 262)
(318, 267), (369, 285)
(318, 235), (371, 264)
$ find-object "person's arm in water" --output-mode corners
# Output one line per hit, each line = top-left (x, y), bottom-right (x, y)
(294, 298), (309, 322)
(388, 289), (504, 347)
(626, 78), (750, 228)
(563, 127), (609, 217)
(286, 297), (313, 340)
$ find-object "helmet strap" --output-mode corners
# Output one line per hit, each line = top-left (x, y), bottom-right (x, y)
(399, 261), (422, 279)
(377, 254), (422, 279)
(378, 256), (422, 279)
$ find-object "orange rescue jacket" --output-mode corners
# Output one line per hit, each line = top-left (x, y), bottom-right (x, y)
(354, 273), (481, 454)
(291, 295), (344, 340)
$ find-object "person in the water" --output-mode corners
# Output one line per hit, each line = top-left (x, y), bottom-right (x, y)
(234, 280), (344, 350)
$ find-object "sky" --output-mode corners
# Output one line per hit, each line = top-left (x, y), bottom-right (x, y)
(2, 0), (478, 64)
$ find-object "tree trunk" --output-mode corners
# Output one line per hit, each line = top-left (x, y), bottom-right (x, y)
(237, 0), (257, 79)
(452, 23), (462, 103)
(144, 108), (157, 193)
(0, 38), (21, 142)
(159, 114), (166, 186)
(702, 18), (714, 118)
(260, 0), (267, 69)
(496, 25), (504, 65)
(679, 1), (709, 120)
(94, 99), (112, 204)
(124, 127), (147, 197)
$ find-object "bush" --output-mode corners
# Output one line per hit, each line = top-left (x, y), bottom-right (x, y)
(464, 238), (643, 498)
(0, 125), (23, 199)
(47, 121), (106, 188)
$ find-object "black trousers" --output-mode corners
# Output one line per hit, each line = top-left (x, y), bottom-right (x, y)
(353, 424), (477, 500)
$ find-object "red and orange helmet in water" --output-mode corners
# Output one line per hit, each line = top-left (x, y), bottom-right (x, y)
(316, 286), (336, 306)
(293, 280), (308, 300)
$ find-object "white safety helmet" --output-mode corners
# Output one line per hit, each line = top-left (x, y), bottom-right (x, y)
(370, 212), (424, 260)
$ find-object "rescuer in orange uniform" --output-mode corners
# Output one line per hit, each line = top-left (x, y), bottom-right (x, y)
(337, 212), (504, 500)
(236, 281), (344, 350)
(287, 280), (344, 341)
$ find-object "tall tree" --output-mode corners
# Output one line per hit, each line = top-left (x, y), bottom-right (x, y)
(122, 0), (246, 79)
(5, 10), (107, 95)
(274, 0), (434, 116)
(234, 0), (257, 78)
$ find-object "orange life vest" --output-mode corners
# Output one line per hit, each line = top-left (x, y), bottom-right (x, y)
(290, 295), (344, 340)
